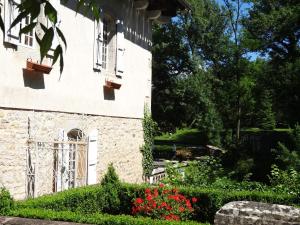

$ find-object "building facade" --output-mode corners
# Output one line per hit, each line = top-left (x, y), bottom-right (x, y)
(0, 0), (188, 199)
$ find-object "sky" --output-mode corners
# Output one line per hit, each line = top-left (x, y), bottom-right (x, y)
(216, 0), (260, 61)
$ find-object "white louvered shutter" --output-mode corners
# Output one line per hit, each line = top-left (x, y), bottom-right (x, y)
(93, 18), (103, 71)
(56, 128), (64, 192)
(116, 19), (125, 77)
(57, 129), (69, 191)
(4, 0), (20, 45)
(88, 129), (98, 185)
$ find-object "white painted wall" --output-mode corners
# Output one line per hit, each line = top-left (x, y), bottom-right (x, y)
(0, 0), (152, 119)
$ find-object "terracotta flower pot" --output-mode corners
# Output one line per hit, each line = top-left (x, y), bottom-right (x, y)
(105, 80), (121, 89)
(26, 60), (52, 74)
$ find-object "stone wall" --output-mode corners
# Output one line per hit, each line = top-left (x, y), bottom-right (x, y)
(0, 108), (144, 200)
(214, 201), (300, 225)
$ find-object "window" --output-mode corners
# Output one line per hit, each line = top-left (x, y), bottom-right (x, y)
(4, 0), (20, 45)
(4, 0), (34, 47)
(20, 15), (34, 47)
(102, 18), (108, 69)
(94, 12), (125, 77)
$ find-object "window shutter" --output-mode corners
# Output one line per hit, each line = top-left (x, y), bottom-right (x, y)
(57, 129), (69, 191)
(116, 19), (125, 77)
(93, 18), (103, 71)
(4, 0), (21, 45)
(88, 129), (98, 185)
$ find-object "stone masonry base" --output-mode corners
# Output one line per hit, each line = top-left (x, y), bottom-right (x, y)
(0, 108), (144, 199)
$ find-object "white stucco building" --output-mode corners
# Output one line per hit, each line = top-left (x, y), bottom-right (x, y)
(0, 0), (189, 199)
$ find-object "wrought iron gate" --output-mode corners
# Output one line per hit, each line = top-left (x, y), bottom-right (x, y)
(26, 139), (88, 198)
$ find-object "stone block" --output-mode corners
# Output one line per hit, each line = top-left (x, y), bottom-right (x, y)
(214, 201), (300, 225)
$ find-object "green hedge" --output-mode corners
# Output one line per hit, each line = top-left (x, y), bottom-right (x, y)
(16, 183), (299, 223)
(119, 184), (300, 223)
(9, 208), (207, 225)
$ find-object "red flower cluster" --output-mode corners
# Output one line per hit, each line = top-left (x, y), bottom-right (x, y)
(132, 184), (198, 221)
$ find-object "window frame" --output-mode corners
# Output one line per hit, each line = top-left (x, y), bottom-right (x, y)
(19, 14), (35, 48)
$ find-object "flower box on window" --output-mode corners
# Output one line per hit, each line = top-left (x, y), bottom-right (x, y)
(104, 80), (121, 89)
(26, 60), (52, 74)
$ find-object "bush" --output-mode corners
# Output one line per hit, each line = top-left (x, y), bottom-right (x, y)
(132, 184), (197, 221)
(268, 165), (300, 195)
(153, 145), (175, 159)
(15, 183), (300, 224)
(9, 208), (207, 225)
(184, 157), (223, 186)
(0, 188), (14, 214)
(122, 184), (300, 223)
(100, 164), (122, 214)
(162, 157), (224, 187)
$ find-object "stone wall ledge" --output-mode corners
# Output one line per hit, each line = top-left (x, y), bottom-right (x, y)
(0, 216), (92, 225)
(214, 201), (300, 225)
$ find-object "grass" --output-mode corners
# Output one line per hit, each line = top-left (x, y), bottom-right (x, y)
(155, 128), (206, 145)
(243, 128), (292, 132)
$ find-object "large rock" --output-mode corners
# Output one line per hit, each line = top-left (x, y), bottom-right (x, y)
(214, 201), (300, 225)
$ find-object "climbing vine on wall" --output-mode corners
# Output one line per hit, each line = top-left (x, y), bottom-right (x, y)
(141, 107), (156, 177)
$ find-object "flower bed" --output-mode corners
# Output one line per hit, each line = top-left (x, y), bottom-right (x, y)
(132, 184), (197, 221)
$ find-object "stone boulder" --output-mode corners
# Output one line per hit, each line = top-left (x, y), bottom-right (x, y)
(214, 201), (300, 225)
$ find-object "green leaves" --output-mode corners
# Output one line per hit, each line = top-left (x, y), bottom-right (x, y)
(141, 108), (156, 177)
(40, 27), (54, 63)
(0, 5), (4, 33)
(10, 11), (27, 30)
(59, 47), (64, 74)
(52, 45), (62, 66)
(20, 22), (37, 36)
(56, 27), (67, 49)
(45, 1), (57, 24)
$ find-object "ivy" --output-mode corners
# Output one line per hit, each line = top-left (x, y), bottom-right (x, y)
(141, 107), (156, 177)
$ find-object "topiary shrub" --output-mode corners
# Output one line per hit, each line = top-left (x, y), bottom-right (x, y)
(0, 187), (14, 215)
(100, 163), (121, 214)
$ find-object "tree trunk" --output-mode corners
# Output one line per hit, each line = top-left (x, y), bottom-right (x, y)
(236, 99), (241, 142)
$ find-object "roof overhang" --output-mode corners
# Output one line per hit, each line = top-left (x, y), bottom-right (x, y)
(134, 0), (191, 23)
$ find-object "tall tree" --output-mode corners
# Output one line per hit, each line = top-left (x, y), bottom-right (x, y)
(152, 0), (225, 144)
(223, 0), (248, 142)
(244, 0), (300, 126)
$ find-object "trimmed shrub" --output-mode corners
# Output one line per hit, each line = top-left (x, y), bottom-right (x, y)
(9, 208), (208, 225)
(16, 183), (300, 224)
(99, 164), (122, 214)
(0, 188), (14, 215)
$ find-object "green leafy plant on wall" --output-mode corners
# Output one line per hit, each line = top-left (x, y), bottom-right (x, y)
(141, 107), (157, 177)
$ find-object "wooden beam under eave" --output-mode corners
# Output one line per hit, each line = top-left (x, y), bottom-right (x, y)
(134, 0), (149, 10)
(147, 10), (162, 20)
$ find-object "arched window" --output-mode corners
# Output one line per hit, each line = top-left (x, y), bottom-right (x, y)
(67, 129), (86, 188)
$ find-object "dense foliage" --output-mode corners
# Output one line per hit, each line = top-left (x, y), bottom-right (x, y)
(9, 208), (207, 225)
(0, 188), (14, 215)
(99, 164), (122, 214)
(132, 184), (197, 221)
(14, 182), (299, 223)
(141, 108), (156, 177)
(152, 0), (300, 148)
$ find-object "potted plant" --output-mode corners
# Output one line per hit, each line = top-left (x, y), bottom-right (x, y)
(26, 59), (52, 74)
(105, 80), (121, 89)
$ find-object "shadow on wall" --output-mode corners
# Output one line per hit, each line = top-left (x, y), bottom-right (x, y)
(22, 69), (45, 89)
(103, 86), (115, 100)
(61, 0), (151, 51)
